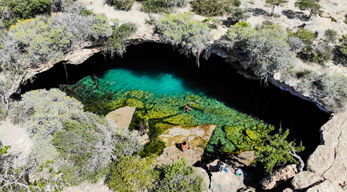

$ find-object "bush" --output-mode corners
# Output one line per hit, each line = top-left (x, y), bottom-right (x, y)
(290, 28), (333, 63)
(225, 7), (251, 26)
(288, 37), (306, 53)
(141, 0), (185, 13)
(53, 112), (115, 185)
(153, 159), (205, 192)
(155, 12), (212, 67)
(324, 29), (338, 44)
(224, 22), (295, 77)
(8, 0), (52, 19)
(0, 12), (112, 73)
(191, 0), (231, 17)
(52, 0), (67, 12)
(107, 155), (157, 192)
(321, 73), (347, 112)
(105, 0), (135, 11)
(295, 0), (323, 19)
(255, 128), (304, 174)
(103, 21), (137, 58)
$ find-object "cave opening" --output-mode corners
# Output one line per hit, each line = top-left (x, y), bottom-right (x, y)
(20, 42), (330, 187)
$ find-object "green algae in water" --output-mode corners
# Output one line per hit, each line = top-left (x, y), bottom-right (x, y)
(60, 68), (272, 159)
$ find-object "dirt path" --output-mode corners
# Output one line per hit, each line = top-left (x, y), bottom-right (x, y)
(0, 119), (32, 166)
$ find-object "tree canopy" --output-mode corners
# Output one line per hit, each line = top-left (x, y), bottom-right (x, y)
(155, 12), (212, 67)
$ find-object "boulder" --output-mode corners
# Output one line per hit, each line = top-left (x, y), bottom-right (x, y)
(156, 124), (216, 165)
(282, 188), (296, 192)
(306, 180), (344, 192)
(194, 167), (210, 192)
(210, 171), (245, 192)
(291, 171), (321, 190)
(106, 106), (136, 131)
(260, 164), (298, 190)
(226, 151), (256, 168)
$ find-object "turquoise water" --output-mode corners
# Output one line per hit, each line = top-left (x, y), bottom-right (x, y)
(99, 68), (202, 95)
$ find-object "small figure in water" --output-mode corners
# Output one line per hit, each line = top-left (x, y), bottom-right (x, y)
(183, 103), (195, 113)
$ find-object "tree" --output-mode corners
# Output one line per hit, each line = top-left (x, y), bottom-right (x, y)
(225, 7), (251, 25)
(224, 22), (295, 77)
(103, 20), (137, 58)
(153, 159), (205, 192)
(155, 12), (212, 67)
(254, 128), (305, 174)
(295, 0), (323, 19)
(107, 155), (157, 192)
(266, 0), (288, 16)
(192, 0), (231, 17)
(8, 0), (52, 19)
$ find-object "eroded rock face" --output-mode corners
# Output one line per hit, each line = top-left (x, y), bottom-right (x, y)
(156, 124), (216, 165)
(226, 151), (256, 168)
(304, 110), (347, 191)
(260, 164), (298, 190)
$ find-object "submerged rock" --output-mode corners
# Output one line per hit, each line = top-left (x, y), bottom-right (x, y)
(260, 164), (298, 190)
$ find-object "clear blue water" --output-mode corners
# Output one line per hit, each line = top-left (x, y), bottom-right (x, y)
(99, 68), (203, 95)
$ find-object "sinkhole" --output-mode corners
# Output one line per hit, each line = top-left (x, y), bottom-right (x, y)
(20, 42), (330, 174)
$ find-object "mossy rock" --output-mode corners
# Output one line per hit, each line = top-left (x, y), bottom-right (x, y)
(185, 94), (203, 102)
(140, 139), (165, 158)
(162, 113), (199, 126)
(190, 103), (204, 110)
(154, 123), (174, 135)
(147, 105), (178, 119)
(125, 98), (144, 109)
(203, 106), (236, 117)
(126, 90), (154, 100)
(103, 97), (127, 111)
(245, 129), (259, 140)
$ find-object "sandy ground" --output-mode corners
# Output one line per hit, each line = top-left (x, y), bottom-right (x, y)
(0, 119), (32, 167)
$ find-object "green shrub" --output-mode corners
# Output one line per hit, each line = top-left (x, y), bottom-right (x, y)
(255, 128), (304, 174)
(324, 29), (338, 44)
(0, 13), (112, 73)
(225, 22), (294, 77)
(107, 155), (157, 192)
(191, 0), (231, 17)
(290, 28), (333, 63)
(295, 0), (323, 19)
(155, 12), (212, 67)
(339, 34), (347, 58)
(52, 113), (115, 185)
(321, 73), (347, 112)
(103, 21), (137, 58)
(225, 7), (251, 26)
(8, 0), (52, 19)
(141, 0), (185, 13)
(163, 113), (199, 126)
(105, 0), (135, 11)
(153, 159), (205, 192)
